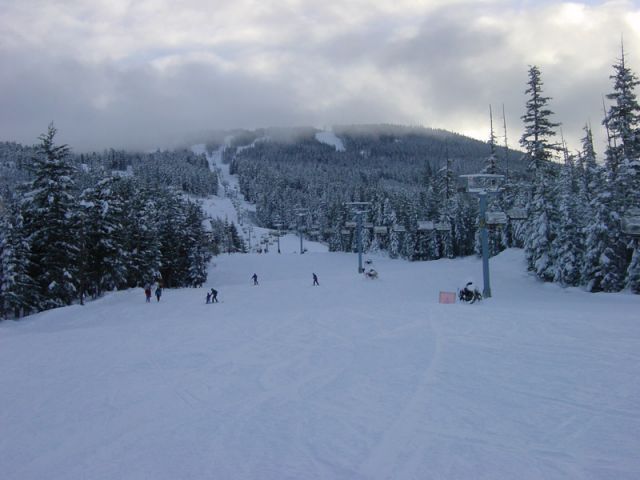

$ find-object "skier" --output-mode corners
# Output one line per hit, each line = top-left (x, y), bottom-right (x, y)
(144, 284), (152, 303)
(155, 285), (162, 302)
(365, 268), (378, 279)
(252, 273), (259, 286)
(210, 288), (219, 303)
(312, 273), (319, 286)
(206, 291), (211, 304)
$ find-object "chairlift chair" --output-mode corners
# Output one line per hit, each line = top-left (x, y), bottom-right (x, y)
(435, 221), (452, 232)
(417, 220), (434, 231)
(460, 173), (505, 194)
(485, 211), (508, 226)
(622, 208), (640, 237)
(506, 207), (527, 220)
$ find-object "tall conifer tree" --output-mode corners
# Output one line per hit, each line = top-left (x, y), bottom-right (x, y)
(21, 124), (79, 308)
(519, 66), (560, 281)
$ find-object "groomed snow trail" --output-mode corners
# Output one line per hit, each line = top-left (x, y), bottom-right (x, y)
(1, 249), (639, 480)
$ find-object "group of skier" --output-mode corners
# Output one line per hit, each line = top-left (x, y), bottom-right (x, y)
(144, 273), (480, 305)
(142, 272), (320, 304)
(206, 288), (219, 304)
(144, 283), (162, 303)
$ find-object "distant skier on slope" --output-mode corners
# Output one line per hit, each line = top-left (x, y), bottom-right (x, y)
(144, 284), (152, 303)
(155, 286), (162, 302)
(206, 291), (211, 304)
(210, 288), (219, 303)
(312, 273), (319, 286)
(252, 273), (259, 286)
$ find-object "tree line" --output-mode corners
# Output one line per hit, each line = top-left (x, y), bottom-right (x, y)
(0, 127), (224, 318)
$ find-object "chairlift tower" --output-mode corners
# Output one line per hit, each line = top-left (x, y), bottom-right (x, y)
(345, 202), (371, 273)
(273, 221), (283, 254)
(295, 208), (309, 254)
(460, 174), (505, 298)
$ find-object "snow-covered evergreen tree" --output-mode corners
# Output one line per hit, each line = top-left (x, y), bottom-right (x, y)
(183, 201), (212, 287)
(120, 182), (161, 288)
(519, 66), (561, 281)
(584, 47), (640, 292)
(482, 105), (500, 175)
(553, 148), (583, 286)
(0, 204), (38, 318)
(451, 194), (476, 257)
(435, 155), (456, 259)
(577, 125), (599, 218)
(79, 177), (128, 297)
(21, 124), (79, 308)
(603, 46), (640, 292)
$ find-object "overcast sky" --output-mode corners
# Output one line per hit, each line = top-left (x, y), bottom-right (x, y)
(1, 0), (638, 154)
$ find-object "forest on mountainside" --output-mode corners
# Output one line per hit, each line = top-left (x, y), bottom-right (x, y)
(223, 50), (640, 294)
(0, 131), (244, 319)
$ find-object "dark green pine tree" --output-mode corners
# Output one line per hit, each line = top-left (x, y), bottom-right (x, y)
(22, 124), (79, 309)
(519, 66), (561, 281)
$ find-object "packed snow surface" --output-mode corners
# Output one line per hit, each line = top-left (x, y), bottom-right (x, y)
(1, 247), (639, 480)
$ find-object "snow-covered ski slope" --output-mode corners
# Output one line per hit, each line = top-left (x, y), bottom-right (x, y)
(1, 248), (639, 480)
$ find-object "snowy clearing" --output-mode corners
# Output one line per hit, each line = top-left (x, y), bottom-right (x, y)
(315, 130), (346, 152)
(1, 248), (639, 480)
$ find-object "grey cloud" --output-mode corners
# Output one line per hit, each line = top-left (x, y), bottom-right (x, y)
(0, 0), (638, 155)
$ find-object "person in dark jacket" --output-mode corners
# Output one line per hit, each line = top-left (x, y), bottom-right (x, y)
(210, 288), (219, 303)
(251, 273), (259, 286)
(312, 273), (319, 286)
(206, 291), (211, 304)
(155, 286), (162, 302)
(144, 284), (152, 303)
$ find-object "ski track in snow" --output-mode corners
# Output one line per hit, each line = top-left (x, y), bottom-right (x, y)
(1, 145), (640, 479)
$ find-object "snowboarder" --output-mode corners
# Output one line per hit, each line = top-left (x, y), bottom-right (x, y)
(210, 288), (219, 303)
(144, 284), (152, 303)
(155, 286), (162, 302)
(252, 273), (259, 285)
(312, 273), (319, 286)
(206, 291), (211, 304)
